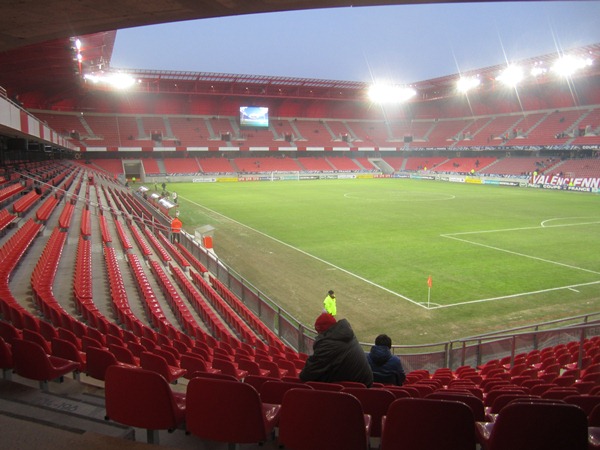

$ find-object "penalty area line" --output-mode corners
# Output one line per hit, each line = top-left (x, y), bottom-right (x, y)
(428, 280), (600, 310)
(180, 196), (428, 309)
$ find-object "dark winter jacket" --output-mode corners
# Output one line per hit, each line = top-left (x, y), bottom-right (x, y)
(300, 319), (373, 387)
(367, 344), (406, 385)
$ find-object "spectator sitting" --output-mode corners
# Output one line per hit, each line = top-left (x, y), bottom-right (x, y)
(366, 334), (406, 386)
(300, 313), (373, 387)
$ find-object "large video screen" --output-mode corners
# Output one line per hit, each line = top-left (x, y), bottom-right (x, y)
(240, 106), (269, 128)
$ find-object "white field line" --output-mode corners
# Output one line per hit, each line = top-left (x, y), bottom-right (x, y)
(183, 194), (599, 311)
(181, 196), (429, 309)
(428, 280), (600, 310)
(441, 220), (600, 276)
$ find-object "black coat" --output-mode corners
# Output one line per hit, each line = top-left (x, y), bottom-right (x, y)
(300, 319), (373, 387)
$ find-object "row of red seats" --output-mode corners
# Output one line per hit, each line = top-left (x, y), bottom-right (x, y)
(34, 194), (59, 222)
(142, 225), (171, 263)
(149, 260), (204, 338)
(0, 182), (24, 203)
(209, 274), (286, 352)
(98, 214), (112, 244)
(12, 189), (40, 214)
(79, 207), (91, 236)
(170, 264), (236, 342)
(157, 231), (190, 268)
(175, 242), (208, 273)
(127, 221), (153, 256)
(0, 207), (16, 232)
(113, 217), (133, 249)
(127, 252), (168, 329)
(30, 227), (68, 320)
(190, 270), (259, 346)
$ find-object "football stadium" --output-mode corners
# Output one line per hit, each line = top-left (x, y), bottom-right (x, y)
(0, 1), (600, 449)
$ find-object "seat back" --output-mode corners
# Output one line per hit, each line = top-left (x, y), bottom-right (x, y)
(0, 320), (22, 343)
(186, 377), (275, 444)
(86, 346), (118, 380)
(426, 391), (486, 422)
(23, 329), (51, 353)
(488, 401), (588, 450)
(380, 398), (476, 450)
(180, 353), (209, 374)
(260, 380), (313, 404)
(0, 336), (13, 371)
(563, 394), (600, 417)
(108, 344), (138, 366)
(343, 387), (396, 437)
(105, 365), (184, 430)
(12, 339), (55, 380)
(140, 351), (170, 375)
(305, 380), (344, 391)
(243, 374), (279, 393)
(51, 338), (84, 370)
(279, 388), (370, 450)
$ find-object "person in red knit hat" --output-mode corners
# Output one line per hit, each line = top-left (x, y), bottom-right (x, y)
(299, 312), (373, 387)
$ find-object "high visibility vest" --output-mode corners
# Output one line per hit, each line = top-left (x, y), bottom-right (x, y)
(171, 218), (182, 233)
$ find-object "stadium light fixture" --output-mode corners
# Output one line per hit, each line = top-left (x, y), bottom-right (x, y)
(551, 55), (593, 77)
(456, 76), (480, 93)
(368, 84), (416, 103)
(496, 65), (524, 87)
(84, 72), (137, 90)
(530, 65), (547, 77)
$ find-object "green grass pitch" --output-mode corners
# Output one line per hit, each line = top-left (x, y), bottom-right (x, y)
(168, 178), (600, 344)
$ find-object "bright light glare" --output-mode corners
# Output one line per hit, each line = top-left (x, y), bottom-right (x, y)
(75, 39), (82, 50)
(530, 66), (547, 77)
(368, 84), (416, 103)
(552, 55), (594, 77)
(496, 65), (524, 87)
(84, 72), (136, 89)
(456, 76), (480, 93)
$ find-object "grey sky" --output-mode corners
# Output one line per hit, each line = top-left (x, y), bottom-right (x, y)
(110, 1), (600, 84)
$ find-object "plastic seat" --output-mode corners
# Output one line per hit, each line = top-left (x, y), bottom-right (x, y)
(108, 343), (140, 366)
(426, 391), (486, 422)
(343, 387), (396, 438)
(243, 374), (280, 393)
(86, 346), (134, 381)
(305, 380), (344, 391)
(105, 365), (186, 445)
(279, 388), (371, 450)
(12, 339), (79, 391)
(563, 394), (600, 417)
(140, 351), (186, 383)
(51, 337), (86, 374)
(211, 357), (248, 380)
(475, 401), (588, 450)
(180, 353), (220, 379)
(237, 358), (270, 377)
(0, 336), (14, 379)
(23, 329), (51, 353)
(259, 380), (314, 404)
(186, 377), (281, 447)
(0, 320), (22, 343)
(380, 398), (476, 450)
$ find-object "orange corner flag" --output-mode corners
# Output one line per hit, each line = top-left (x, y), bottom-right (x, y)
(427, 275), (432, 289)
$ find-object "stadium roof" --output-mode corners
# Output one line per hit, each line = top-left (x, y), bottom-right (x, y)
(0, 0), (518, 54)
(0, 1), (599, 107)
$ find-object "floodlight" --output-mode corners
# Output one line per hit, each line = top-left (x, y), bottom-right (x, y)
(530, 66), (547, 77)
(456, 76), (480, 93)
(75, 39), (82, 50)
(83, 72), (136, 90)
(368, 84), (416, 104)
(552, 55), (593, 77)
(496, 65), (524, 87)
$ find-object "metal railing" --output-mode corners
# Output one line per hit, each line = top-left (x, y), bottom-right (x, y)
(176, 227), (600, 371)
